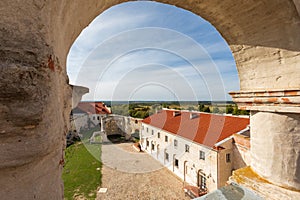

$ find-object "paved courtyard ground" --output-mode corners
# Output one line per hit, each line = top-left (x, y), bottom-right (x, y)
(96, 143), (190, 200)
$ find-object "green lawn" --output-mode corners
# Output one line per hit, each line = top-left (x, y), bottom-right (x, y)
(63, 142), (102, 200)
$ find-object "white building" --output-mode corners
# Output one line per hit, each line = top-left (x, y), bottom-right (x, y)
(71, 101), (111, 133)
(140, 109), (249, 194)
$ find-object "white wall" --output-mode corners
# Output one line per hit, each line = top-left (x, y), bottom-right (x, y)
(140, 123), (222, 192)
(232, 135), (251, 170)
(71, 114), (88, 132)
(71, 113), (106, 133)
(217, 140), (234, 188)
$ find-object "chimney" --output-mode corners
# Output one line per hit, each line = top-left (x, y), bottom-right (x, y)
(173, 111), (181, 117)
(190, 113), (199, 119)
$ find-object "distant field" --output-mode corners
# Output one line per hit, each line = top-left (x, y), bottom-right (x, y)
(63, 142), (102, 200)
(107, 101), (247, 118)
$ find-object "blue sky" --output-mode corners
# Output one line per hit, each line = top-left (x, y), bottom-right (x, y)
(67, 1), (238, 101)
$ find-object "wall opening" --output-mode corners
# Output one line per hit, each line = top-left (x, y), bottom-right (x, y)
(66, 1), (239, 198)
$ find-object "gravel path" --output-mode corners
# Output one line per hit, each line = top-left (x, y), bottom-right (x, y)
(96, 143), (189, 200)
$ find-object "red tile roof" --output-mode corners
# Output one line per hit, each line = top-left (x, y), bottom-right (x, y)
(142, 110), (249, 148)
(74, 102), (111, 114)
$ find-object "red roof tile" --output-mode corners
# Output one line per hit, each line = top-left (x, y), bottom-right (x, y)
(142, 110), (249, 148)
(75, 102), (111, 114)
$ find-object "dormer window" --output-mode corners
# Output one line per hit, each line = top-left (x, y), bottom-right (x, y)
(190, 113), (199, 119)
(173, 111), (181, 117)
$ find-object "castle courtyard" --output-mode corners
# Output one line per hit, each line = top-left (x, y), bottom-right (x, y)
(97, 143), (189, 200)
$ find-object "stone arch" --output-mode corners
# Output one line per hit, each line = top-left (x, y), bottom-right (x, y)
(1, 1), (300, 199)
(101, 115), (128, 135)
(52, 0), (300, 91)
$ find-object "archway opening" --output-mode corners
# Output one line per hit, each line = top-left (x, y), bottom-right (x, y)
(66, 1), (240, 199)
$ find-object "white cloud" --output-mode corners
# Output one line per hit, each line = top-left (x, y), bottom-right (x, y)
(67, 1), (238, 101)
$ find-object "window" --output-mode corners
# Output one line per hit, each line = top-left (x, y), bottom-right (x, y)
(146, 140), (149, 147)
(226, 153), (231, 163)
(151, 143), (155, 151)
(185, 144), (190, 153)
(174, 139), (178, 148)
(158, 132), (160, 138)
(165, 152), (169, 161)
(93, 116), (95, 120)
(200, 175), (206, 189)
(146, 127), (149, 132)
(135, 120), (138, 124)
(175, 159), (179, 168)
(165, 135), (168, 142)
(151, 130), (154, 135)
(199, 150), (205, 160)
(97, 116), (100, 120)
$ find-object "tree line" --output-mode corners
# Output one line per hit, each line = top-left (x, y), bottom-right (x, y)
(111, 102), (249, 119)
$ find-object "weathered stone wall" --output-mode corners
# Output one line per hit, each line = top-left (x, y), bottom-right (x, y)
(232, 134), (251, 170)
(0, 0), (299, 199)
(232, 143), (250, 170)
(251, 111), (300, 190)
(0, 2), (72, 198)
(129, 117), (142, 134)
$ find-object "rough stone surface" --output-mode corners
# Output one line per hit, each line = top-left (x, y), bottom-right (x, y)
(251, 111), (300, 190)
(195, 183), (263, 200)
(229, 167), (300, 200)
(0, 0), (300, 199)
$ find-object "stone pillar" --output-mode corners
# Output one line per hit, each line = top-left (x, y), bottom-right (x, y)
(230, 89), (300, 192)
(100, 117), (104, 132)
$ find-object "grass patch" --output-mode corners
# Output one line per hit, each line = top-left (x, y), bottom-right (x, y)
(63, 142), (102, 200)
(81, 126), (101, 140)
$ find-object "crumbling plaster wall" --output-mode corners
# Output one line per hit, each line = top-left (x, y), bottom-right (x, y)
(0, 0), (299, 199)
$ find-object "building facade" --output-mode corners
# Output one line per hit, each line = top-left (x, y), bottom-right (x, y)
(140, 109), (249, 193)
(71, 101), (111, 133)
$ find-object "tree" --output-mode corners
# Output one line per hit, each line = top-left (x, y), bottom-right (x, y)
(212, 107), (220, 113)
(232, 105), (240, 115)
(203, 106), (211, 113)
(226, 105), (234, 114)
(129, 109), (136, 117)
(128, 103), (136, 110)
(198, 104), (205, 112)
(239, 110), (250, 115)
(188, 106), (195, 111)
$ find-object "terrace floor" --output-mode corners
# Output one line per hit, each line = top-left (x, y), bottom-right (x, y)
(96, 143), (189, 200)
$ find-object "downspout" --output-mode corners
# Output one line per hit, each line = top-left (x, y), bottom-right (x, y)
(217, 150), (219, 188)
